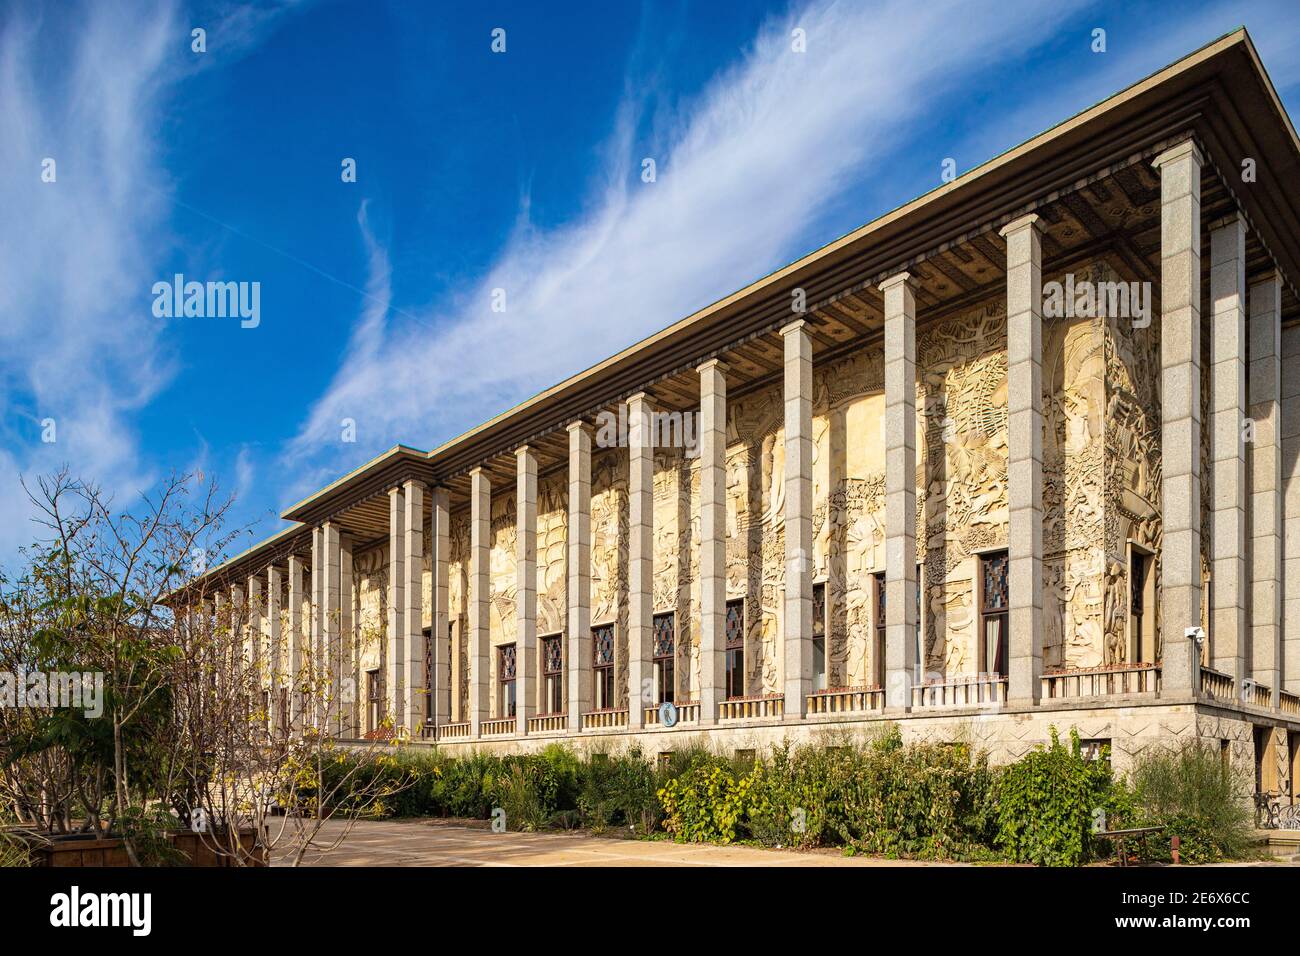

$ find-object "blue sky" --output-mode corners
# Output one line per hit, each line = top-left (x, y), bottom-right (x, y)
(2, 0), (1298, 565)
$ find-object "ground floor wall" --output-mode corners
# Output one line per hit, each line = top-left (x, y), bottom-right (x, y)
(416, 702), (1299, 784)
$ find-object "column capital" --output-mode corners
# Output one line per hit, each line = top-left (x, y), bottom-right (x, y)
(515, 444), (536, 462)
(877, 271), (914, 293)
(697, 358), (728, 375)
(780, 318), (808, 336)
(566, 419), (591, 435)
(1152, 138), (1203, 170)
(625, 391), (650, 406)
(1207, 211), (1245, 233)
(998, 213), (1041, 238)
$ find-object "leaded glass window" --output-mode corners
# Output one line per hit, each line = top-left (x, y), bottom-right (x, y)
(653, 612), (675, 705)
(980, 552), (1009, 676)
(593, 624), (615, 666)
(725, 599), (745, 699)
(593, 624), (615, 709)
(499, 644), (517, 718)
(542, 635), (563, 714)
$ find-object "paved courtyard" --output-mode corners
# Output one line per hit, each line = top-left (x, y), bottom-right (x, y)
(276, 818), (959, 867)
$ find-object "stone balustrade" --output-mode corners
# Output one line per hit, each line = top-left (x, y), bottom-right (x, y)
(481, 717), (515, 737)
(581, 708), (628, 730)
(527, 713), (567, 734)
(1244, 681), (1273, 710)
(1040, 663), (1161, 699)
(435, 721), (471, 741)
(644, 701), (700, 726)
(717, 694), (785, 720)
(912, 674), (1007, 709)
(806, 686), (883, 715)
(1199, 667), (1235, 701)
(1280, 691), (1300, 716)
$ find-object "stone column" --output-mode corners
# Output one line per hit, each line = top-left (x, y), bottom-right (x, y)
(403, 479), (425, 734)
(430, 486), (452, 729)
(567, 423), (592, 730)
(339, 535), (355, 735)
(516, 447), (538, 735)
(469, 468), (491, 736)
(782, 320), (814, 717)
(387, 486), (406, 726)
(698, 360), (728, 722)
(310, 525), (324, 724)
(1250, 272), (1283, 705)
(1282, 316), (1300, 695)
(881, 272), (918, 710)
(1001, 214), (1044, 702)
(1209, 214), (1247, 688)
(1153, 140), (1204, 693)
(266, 564), (282, 732)
(266, 564), (282, 728)
(627, 393), (653, 727)
(287, 554), (304, 728)
(246, 573), (264, 675)
(322, 521), (342, 733)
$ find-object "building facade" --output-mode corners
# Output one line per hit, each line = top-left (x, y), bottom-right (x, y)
(176, 31), (1300, 797)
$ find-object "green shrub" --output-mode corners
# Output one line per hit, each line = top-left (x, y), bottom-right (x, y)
(658, 758), (759, 844)
(995, 728), (1112, 866)
(1127, 742), (1254, 863)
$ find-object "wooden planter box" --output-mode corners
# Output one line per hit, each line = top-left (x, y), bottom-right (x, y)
(13, 826), (267, 867)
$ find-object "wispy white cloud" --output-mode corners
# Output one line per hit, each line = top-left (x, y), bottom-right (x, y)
(0, 0), (303, 563)
(283, 0), (1093, 488)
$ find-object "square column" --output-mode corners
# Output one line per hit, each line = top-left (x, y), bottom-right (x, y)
(468, 468), (491, 736)
(881, 272), (918, 710)
(782, 320), (814, 716)
(386, 486), (406, 727)
(1281, 314), (1300, 694)
(1250, 272), (1282, 705)
(1001, 214), (1044, 702)
(339, 535), (355, 735)
(698, 360), (728, 722)
(246, 573), (265, 730)
(1153, 140), (1204, 693)
(627, 393), (653, 728)
(430, 486), (452, 729)
(402, 479), (425, 734)
(322, 521), (342, 733)
(516, 447), (538, 735)
(266, 564), (283, 732)
(566, 423), (593, 731)
(310, 525), (324, 723)
(287, 554), (304, 728)
(1209, 214), (1247, 687)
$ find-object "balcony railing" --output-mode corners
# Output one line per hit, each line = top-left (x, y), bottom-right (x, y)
(912, 674), (1006, 709)
(1280, 691), (1300, 717)
(581, 708), (628, 730)
(527, 713), (567, 734)
(1245, 681), (1273, 710)
(481, 718), (515, 737)
(644, 701), (700, 726)
(718, 694), (784, 720)
(434, 721), (471, 741)
(1041, 663), (1160, 699)
(807, 686), (883, 715)
(1199, 667), (1235, 701)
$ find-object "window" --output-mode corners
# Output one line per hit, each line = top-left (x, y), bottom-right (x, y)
(725, 599), (745, 699)
(1079, 739), (1111, 765)
(653, 612), (676, 705)
(980, 551), (1009, 677)
(499, 644), (517, 718)
(422, 626), (433, 719)
(1129, 547), (1154, 663)
(916, 564), (924, 678)
(542, 634), (564, 714)
(812, 582), (826, 692)
(872, 571), (886, 687)
(366, 669), (382, 733)
(593, 624), (615, 710)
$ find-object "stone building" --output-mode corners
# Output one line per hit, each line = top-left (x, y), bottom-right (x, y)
(175, 30), (1300, 795)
